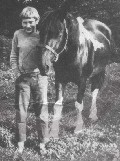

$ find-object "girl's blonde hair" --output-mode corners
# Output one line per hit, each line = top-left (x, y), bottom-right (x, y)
(20, 6), (40, 21)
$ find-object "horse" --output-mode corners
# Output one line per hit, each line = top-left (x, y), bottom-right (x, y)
(37, 1), (120, 137)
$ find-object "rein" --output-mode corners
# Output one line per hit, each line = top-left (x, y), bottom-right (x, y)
(39, 19), (68, 62)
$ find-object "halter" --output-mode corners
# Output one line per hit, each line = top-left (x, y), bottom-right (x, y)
(39, 19), (68, 62)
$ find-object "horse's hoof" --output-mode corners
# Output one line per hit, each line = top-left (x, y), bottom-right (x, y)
(13, 149), (24, 161)
(49, 125), (59, 139)
(54, 104), (63, 116)
(74, 123), (84, 134)
(89, 116), (98, 124)
(74, 129), (82, 134)
(40, 143), (47, 155)
(40, 113), (49, 122)
(89, 114), (98, 122)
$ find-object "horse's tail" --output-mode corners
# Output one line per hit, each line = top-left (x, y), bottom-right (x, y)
(107, 23), (120, 63)
(109, 24), (120, 48)
(109, 36), (120, 63)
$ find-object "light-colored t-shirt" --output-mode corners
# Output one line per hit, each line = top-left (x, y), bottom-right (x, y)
(10, 29), (40, 74)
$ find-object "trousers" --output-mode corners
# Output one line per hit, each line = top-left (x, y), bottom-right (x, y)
(15, 73), (48, 143)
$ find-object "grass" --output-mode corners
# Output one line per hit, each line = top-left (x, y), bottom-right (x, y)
(0, 63), (120, 161)
(1, 36), (120, 160)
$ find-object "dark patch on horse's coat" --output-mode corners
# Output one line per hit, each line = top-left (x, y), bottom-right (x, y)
(38, 4), (120, 133)
(38, 6), (119, 90)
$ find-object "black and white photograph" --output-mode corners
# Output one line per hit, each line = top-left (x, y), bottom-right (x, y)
(1, 0), (120, 160)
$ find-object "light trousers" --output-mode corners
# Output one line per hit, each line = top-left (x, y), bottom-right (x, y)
(15, 73), (48, 143)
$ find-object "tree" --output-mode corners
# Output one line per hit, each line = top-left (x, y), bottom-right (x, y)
(0, 0), (120, 36)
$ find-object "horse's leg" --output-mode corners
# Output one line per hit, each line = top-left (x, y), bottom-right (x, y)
(39, 75), (48, 123)
(36, 75), (49, 153)
(89, 70), (105, 122)
(74, 77), (87, 134)
(89, 88), (99, 121)
(54, 82), (66, 118)
(50, 81), (66, 138)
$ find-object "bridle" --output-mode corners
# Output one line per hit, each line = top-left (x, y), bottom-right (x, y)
(39, 19), (68, 62)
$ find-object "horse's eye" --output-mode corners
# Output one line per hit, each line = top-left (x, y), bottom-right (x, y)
(59, 33), (63, 38)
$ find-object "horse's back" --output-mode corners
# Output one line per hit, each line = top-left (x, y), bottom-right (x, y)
(83, 19), (111, 44)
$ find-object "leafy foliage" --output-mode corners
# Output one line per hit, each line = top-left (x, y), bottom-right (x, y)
(0, 0), (120, 37)
(0, 35), (11, 67)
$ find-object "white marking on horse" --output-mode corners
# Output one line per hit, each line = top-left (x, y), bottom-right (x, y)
(75, 101), (83, 112)
(38, 75), (49, 121)
(77, 17), (104, 51)
(74, 101), (84, 133)
(50, 99), (64, 138)
(55, 97), (63, 105)
(91, 20), (111, 44)
(40, 104), (49, 121)
(89, 88), (99, 121)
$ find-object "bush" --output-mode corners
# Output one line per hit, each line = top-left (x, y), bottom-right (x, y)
(0, 35), (11, 70)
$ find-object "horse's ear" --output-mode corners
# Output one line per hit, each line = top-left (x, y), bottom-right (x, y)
(58, 0), (76, 21)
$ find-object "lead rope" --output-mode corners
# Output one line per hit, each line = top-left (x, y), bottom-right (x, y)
(55, 19), (68, 62)
(38, 19), (68, 62)
(57, 19), (68, 55)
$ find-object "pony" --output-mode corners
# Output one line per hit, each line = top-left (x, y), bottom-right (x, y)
(37, 1), (120, 137)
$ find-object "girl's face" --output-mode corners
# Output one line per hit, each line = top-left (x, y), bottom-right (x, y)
(22, 18), (38, 34)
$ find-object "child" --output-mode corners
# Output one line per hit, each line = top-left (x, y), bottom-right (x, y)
(10, 6), (49, 159)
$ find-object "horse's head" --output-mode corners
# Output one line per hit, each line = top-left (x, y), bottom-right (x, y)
(37, 10), (68, 76)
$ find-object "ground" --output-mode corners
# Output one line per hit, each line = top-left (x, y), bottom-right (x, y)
(0, 62), (120, 161)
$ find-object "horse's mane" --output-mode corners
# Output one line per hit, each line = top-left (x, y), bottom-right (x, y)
(39, 9), (63, 35)
(40, 10), (54, 27)
(39, 7), (111, 52)
(39, 8), (78, 39)
(39, 0), (74, 27)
